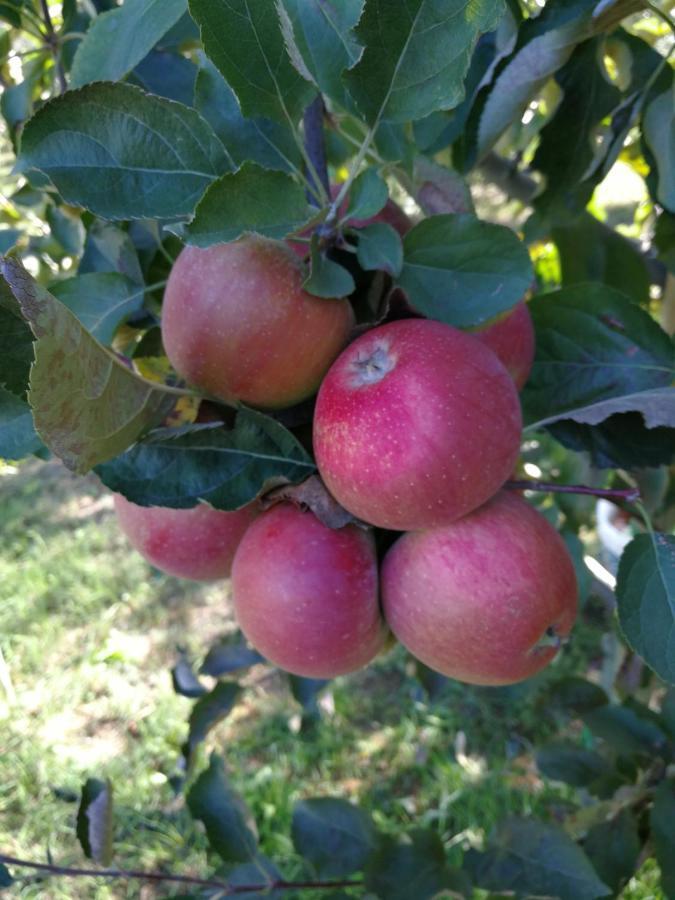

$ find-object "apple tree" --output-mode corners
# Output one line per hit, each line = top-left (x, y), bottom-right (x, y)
(0, 0), (674, 896)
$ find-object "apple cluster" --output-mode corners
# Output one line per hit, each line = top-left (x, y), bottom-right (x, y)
(115, 217), (578, 688)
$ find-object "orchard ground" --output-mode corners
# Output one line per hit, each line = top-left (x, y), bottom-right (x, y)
(0, 458), (664, 899)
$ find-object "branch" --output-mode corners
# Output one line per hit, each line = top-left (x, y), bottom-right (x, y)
(303, 95), (330, 207)
(0, 854), (363, 895)
(505, 480), (641, 503)
(39, 0), (67, 93)
(592, 0), (649, 32)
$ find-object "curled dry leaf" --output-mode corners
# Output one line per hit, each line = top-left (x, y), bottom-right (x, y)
(260, 474), (364, 529)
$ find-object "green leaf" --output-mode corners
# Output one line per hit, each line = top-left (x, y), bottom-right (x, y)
(0, 229), (21, 253)
(583, 810), (642, 896)
(131, 50), (198, 107)
(280, 0), (363, 109)
(523, 284), (674, 429)
(344, 0), (503, 125)
(365, 830), (468, 900)
(171, 656), (207, 699)
(540, 677), (608, 716)
(187, 755), (258, 863)
(47, 206), (85, 257)
(467, 818), (610, 900)
(71, 0), (187, 87)
(200, 639), (263, 678)
(50, 274), (145, 346)
(0, 0), (22, 28)
(304, 240), (356, 298)
(661, 687), (675, 740)
(184, 163), (310, 247)
(80, 221), (144, 284)
(0, 388), (41, 460)
(651, 781), (675, 899)
(343, 169), (388, 221)
(643, 86), (675, 213)
(292, 798), (377, 877)
(0, 257), (175, 474)
(398, 214), (533, 327)
(0, 279), (34, 398)
(188, 0), (315, 124)
(219, 856), (283, 900)
(616, 533), (675, 685)
(186, 682), (242, 757)
(18, 83), (229, 220)
(94, 411), (316, 510)
(354, 223), (403, 277)
(76, 778), (114, 867)
(530, 387), (675, 432)
(583, 705), (668, 757)
(0, 862), (12, 888)
(194, 60), (301, 173)
(536, 742), (611, 789)
(547, 415), (675, 470)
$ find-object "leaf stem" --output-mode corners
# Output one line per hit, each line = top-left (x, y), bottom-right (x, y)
(0, 854), (363, 895)
(303, 95), (331, 206)
(505, 480), (641, 503)
(38, 0), (66, 92)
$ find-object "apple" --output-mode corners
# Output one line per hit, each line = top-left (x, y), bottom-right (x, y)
(114, 494), (258, 581)
(381, 491), (578, 686)
(231, 504), (387, 678)
(474, 300), (535, 390)
(312, 319), (522, 531)
(162, 236), (354, 409)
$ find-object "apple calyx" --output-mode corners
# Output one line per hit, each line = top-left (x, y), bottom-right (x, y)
(349, 342), (396, 387)
(530, 625), (566, 655)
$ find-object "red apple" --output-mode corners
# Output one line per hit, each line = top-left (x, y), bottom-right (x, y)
(474, 300), (535, 390)
(312, 319), (522, 531)
(114, 494), (257, 581)
(381, 491), (578, 686)
(231, 504), (387, 677)
(162, 237), (354, 409)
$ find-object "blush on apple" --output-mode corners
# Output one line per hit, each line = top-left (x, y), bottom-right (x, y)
(231, 504), (387, 678)
(313, 319), (523, 531)
(162, 236), (354, 410)
(474, 300), (535, 390)
(381, 491), (578, 686)
(114, 494), (257, 581)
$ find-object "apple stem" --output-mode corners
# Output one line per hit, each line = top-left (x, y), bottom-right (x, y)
(303, 96), (331, 207)
(506, 480), (640, 503)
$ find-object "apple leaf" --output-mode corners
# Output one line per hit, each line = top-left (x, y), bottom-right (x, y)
(261, 474), (358, 529)
(171, 656), (207, 699)
(194, 60), (301, 173)
(343, 0), (504, 126)
(131, 50), (198, 107)
(0, 277), (34, 398)
(0, 387), (42, 460)
(76, 778), (114, 867)
(616, 533), (675, 685)
(188, 0), (315, 125)
(0, 257), (176, 474)
(292, 798), (377, 877)
(17, 83), (230, 220)
(353, 223), (403, 277)
(582, 705), (668, 757)
(200, 639), (263, 678)
(651, 782), (675, 899)
(535, 743), (611, 789)
(343, 169), (388, 222)
(0, 228), (21, 253)
(70, 0), (187, 87)
(414, 157), (475, 216)
(94, 411), (316, 510)
(583, 811), (642, 897)
(80, 221), (144, 284)
(187, 755), (258, 863)
(523, 285), (675, 430)
(365, 830), (469, 900)
(186, 682), (242, 761)
(304, 240), (356, 298)
(50, 273), (146, 346)
(0, 862), (12, 888)
(184, 163), (310, 247)
(643, 88), (675, 213)
(398, 214), (533, 327)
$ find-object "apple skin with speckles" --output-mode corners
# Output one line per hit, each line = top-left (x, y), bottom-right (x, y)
(474, 300), (535, 391)
(381, 491), (578, 685)
(162, 236), (354, 410)
(114, 495), (258, 581)
(312, 319), (523, 531)
(231, 504), (387, 678)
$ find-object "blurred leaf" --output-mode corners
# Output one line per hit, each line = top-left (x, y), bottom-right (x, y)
(547, 414), (675, 470)
(186, 682), (242, 756)
(194, 60), (301, 173)
(71, 0), (187, 86)
(289, 674), (330, 712)
(344, 0), (503, 126)
(188, 0), (315, 124)
(0, 862), (12, 887)
(353, 223), (403, 277)
(218, 855), (283, 899)
(0, 388), (41, 460)
(50, 273), (145, 345)
(399, 214), (533, 327)
(200, 640), (263, 678)
(617, 533), (675, 685)
(536, 742), (611, 789)
(0, 0), (22, 27)
(0, 229), (21, 253)
(292, 798), (376, 877)
(583, 810), (641, 896)
(0, 279), (34, 398)
(172, 656), (207, 699)
(18, 83), (229, 220)
(131, 50), (198, 106)
(542, 677), (609, 716)
(655, 210), (675, 273)
(661, 687), (675, 740)
(466, 818), (610, 900)
(414, 660), (450, 701)
(184, 164), (309, 247)
(651, 781), (675, 899)
(523, 284), (674, 429)
(46, 206), (85, 257)
(365, 830), (468, 900)
(79, 221), (144, 284)
(304, 241), (356, 298)
(187, 755), (258, 863)
(643, 85), (675, 213)
(95, 412), (315, 510)
(583, 705), (668, 757)
(0, 257), (175, 474)
(76, 778), (114, 867)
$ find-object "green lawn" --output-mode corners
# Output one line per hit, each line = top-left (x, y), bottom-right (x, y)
(0, 460), (664, 898)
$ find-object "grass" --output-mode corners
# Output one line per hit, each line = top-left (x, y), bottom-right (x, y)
(0, 460), (665, 898)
